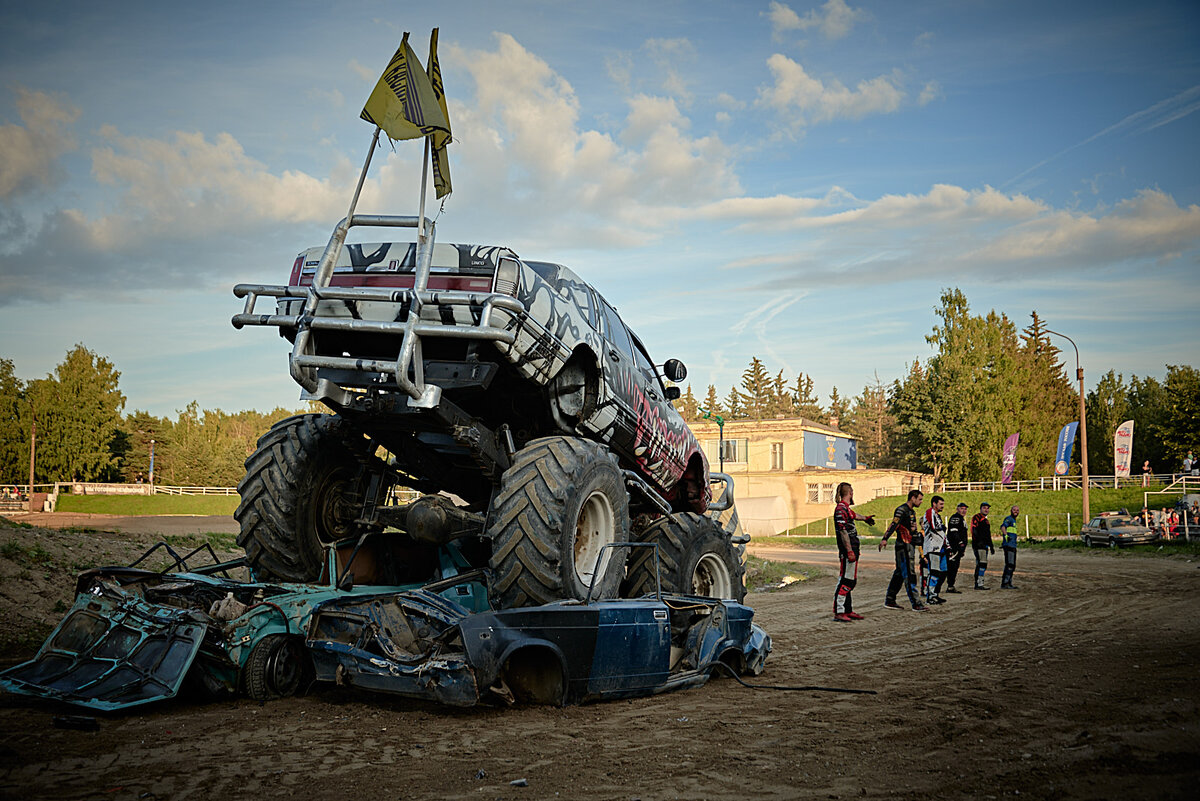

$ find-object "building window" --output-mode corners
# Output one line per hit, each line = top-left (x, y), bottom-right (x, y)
(770, 442), (784, 470)
(807, 483), (820, 504)
(706, 439), (748, 464)
(821, 483), (835, 503)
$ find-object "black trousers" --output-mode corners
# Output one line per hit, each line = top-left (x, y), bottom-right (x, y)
(1001, 547), (1017, 587)
(946, 546), (966, 587)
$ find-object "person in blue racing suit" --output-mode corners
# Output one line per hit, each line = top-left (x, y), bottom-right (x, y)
(1000, 505), (1020, 589)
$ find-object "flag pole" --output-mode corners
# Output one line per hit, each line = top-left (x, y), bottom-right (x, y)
(417, 137), (431, 248)
(310, 125), (381, 295)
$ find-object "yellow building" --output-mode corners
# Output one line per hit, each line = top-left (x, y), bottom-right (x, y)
(689, 417), (932, 536)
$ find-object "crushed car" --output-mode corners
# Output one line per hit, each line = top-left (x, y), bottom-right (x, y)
(1, 541), (770, 711)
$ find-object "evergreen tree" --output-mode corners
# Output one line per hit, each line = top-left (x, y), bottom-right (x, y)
(120, 411), (170, 483)
(769, 370), (791, 418)
(739, 357), (773, 420)
(724, 386), (745, 420)
(701, 384), (722, 419)
(847, 374), (896, 469)
(677, 384), (699, 421)
(1010, 311), (1077, 477)
(827, 387), (850, 428)
(1127, 374), (1169, 472)
(792, 372), (824, 421)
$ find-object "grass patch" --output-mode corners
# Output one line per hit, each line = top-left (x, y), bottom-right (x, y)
(0, 517), (33, 530)
(163, 531), (239, 552)
(782, 485), (1185, 540)
(745, 554), (821, 591)
(56, 494), (239, 516)
(0, 541), (54, 566)
(753, 534), (883, 549)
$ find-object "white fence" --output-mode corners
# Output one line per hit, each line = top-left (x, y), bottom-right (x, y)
(937, 473), (1188, 493)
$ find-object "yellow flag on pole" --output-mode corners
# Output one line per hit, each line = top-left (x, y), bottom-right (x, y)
(426, 28), (452, 199)
(360, 32), (450, 143)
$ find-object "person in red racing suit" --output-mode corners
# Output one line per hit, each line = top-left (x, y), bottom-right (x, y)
(833, 482), (875, 622)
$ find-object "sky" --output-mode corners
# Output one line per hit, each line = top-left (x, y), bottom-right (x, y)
(1, 0), (1198, 418)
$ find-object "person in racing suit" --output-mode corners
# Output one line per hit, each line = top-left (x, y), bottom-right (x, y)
(832, 482), (875, 622)
(878, 489), (928, 611)
(922, 495), (949, 604)
(1000, 505), (1020, 589)
(945, 502), (969, 593)
(971, 502), (994, 590)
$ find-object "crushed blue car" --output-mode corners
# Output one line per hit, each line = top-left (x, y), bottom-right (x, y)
(1, 540), (770, 711)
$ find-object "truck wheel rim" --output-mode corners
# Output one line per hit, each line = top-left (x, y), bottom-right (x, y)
(574, 490), (615, 587)
(693, 554), (733, 598)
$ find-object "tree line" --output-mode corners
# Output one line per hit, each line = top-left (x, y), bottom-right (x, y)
(1, 294), (1195, 487)
(675, 289), (1199, 483)
(0, 345), (303, 487)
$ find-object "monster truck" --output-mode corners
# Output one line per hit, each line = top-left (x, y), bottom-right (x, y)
(232, 213), (746, 607)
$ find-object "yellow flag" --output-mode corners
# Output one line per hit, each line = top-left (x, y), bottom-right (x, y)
(360, 32), (450, 143)
(426, 28), (453, 199)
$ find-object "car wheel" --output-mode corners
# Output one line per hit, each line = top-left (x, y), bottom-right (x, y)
(244, 634), (310, 702)
(1108, 537), (1117, 549)
(235, 414), (391, 582)
(1083, 535), (1091, 548)
(487, 437), (630, 608)
(623, 512), (747, 602)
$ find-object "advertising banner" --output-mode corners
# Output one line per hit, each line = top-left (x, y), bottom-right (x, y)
(1114, 420), (1135, 477)
(1054, 422), (1079, 476)
(1001, 432), (1020, 484)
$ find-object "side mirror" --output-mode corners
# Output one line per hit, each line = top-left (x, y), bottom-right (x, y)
(663, 359), (687, 383)
(664, 386), (681, 401)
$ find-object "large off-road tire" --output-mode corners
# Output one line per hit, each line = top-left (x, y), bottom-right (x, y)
(235, 414), (384, 582)
(625, 512), (747, 602)
(243, 634), (310, 702)
(487, 437), (630, 609)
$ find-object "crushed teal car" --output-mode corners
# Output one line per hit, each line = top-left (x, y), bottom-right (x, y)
(0, 540), (488, 711)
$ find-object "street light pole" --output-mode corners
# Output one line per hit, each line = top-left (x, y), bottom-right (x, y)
(149, 439), (155, 488)
(1046, 328), (1089, 524)
(28, 413), (36, 502)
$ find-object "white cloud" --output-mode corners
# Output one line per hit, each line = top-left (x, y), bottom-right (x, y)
(0, 88), (79, 199)
(918, 80), (941, 106)
(759, 54), (904, 125)
(765, 1), (867, 41)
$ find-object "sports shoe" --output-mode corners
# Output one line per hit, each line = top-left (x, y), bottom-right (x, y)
(946, 587), (962, 594)
(928, 596), (946, 605)
(975, 585), (989, 590)
(847, 612), (865, 620)
(1001, 584), (1017, 590)
(912, 603), (930, 612)
(833, 613), (854, 622)
(883, 600), (904, 610)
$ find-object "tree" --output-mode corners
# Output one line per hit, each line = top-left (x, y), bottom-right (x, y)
(1155, 365), (1200, 469)
(676, 384), (699, 421)
(1085, 370), (1130, 475)
(1009, 311), (1077, 477)
(846, 374), (896, 469)
(701, 384), (722, 419)
(723, 386), (744, 420)
(26, 345), (126, 482)
(0, 359), (26, 484)
(120, 410), (170, 483)
(792, 372), (824, 421)
(827, 387), (850, 428)
(738, 357), (772, 420)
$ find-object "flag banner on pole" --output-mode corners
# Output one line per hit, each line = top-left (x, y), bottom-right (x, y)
(1001, 432), (1020, 484)
(361, 32), (450, 143)
(1114, 419), (1134, 477)
(1054, 421), (1079, 475)
(426, 28), (452, 199)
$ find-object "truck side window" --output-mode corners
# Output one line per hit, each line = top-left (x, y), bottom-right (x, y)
(600, 302), (635, 361)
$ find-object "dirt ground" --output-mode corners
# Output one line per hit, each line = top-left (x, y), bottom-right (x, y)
(1, 518), (1198, 800)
